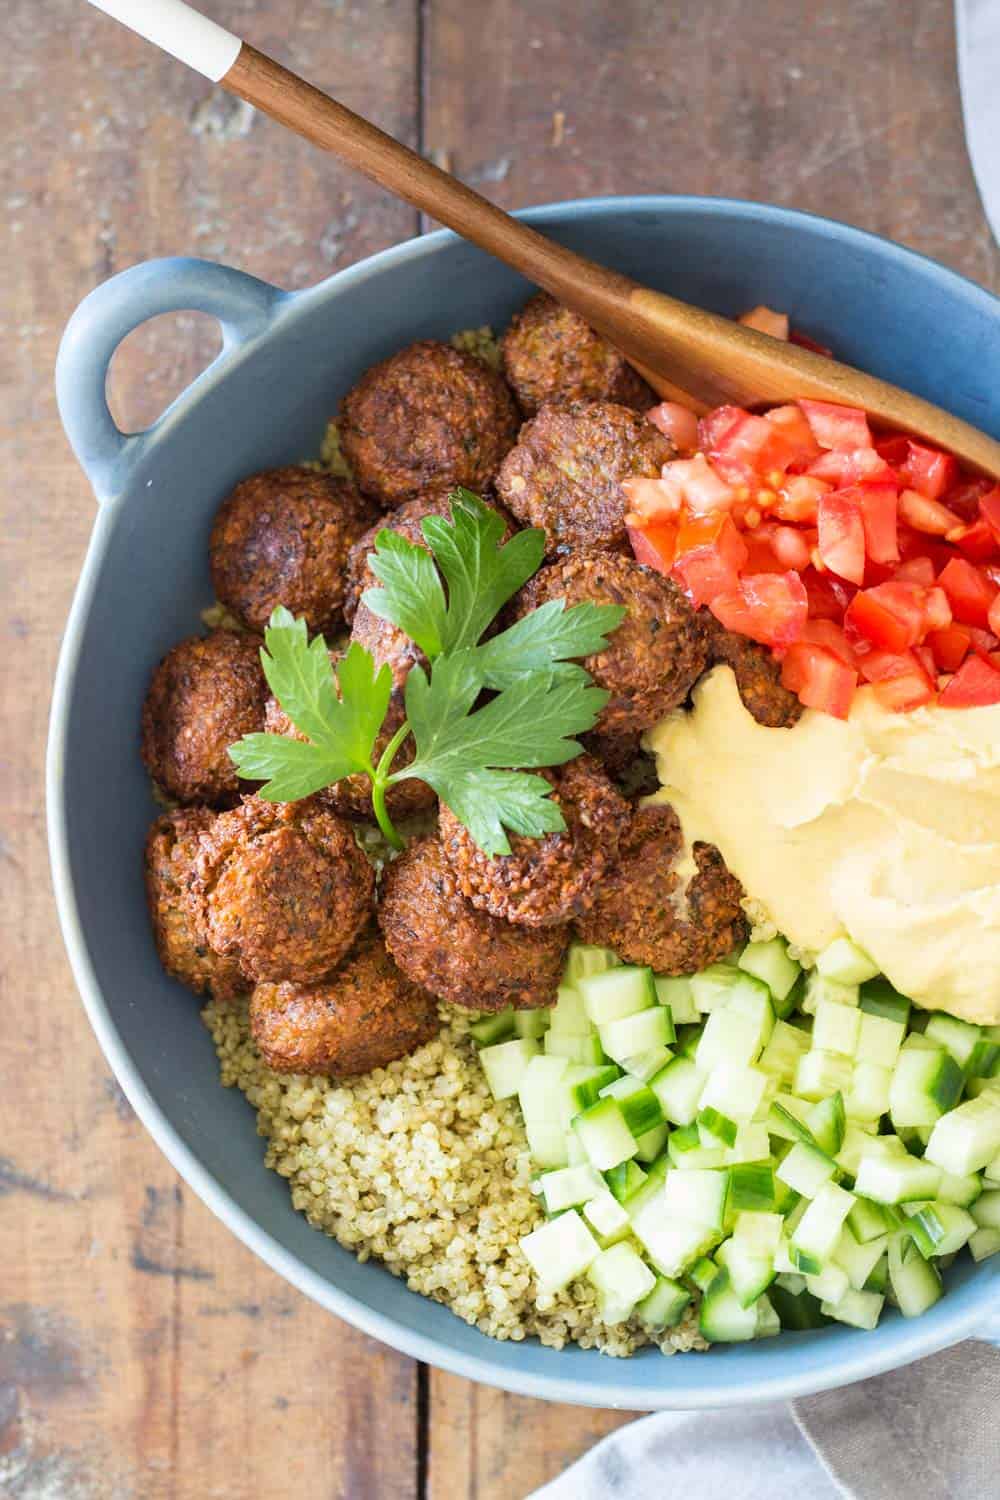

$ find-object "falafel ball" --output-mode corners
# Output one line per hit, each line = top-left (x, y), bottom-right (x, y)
(379, 837), (569, 1011)
(496, 399), (675, 556)
(189, 795), (374, 985)
(339, 341), (520, 509)
(501, 293), (655, 417)
(343, 490), (457, 625)
(249, 925), (440, 1077)
(438, 754), (630, 928)
(141, 628), (269, 806)
(704, 619), (803, 728)
(144, 808), (245, 1000)
(575, 802), (747, 973)
(264, 658), (434, 823)
(209, 466), (377, 634)
(512, 548), (711, 736)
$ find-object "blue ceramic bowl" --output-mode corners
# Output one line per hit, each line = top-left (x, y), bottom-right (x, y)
(50, 197), (1000, 1407)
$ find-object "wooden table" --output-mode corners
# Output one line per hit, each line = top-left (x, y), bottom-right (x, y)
(2, 2), (997, 1494)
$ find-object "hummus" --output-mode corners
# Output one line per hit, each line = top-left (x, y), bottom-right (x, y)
(646, 665), (1000, 1025)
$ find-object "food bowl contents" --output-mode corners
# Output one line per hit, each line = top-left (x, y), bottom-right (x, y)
(138, 295), (1000, 1362)
(210, 467), (377, 635)
(140, 628), (269, 806)
(339, 340), (519, 508)
(497, 399), (675, 555)
(379, 835), (570, 1010)
(249, 924), (440, 1076)
(512, 547), (711, 734)
(438, 756), (631, 928)
(574, 803), (747, 973)
(188, 795), (375, 985)
(501, 291), (655, 416)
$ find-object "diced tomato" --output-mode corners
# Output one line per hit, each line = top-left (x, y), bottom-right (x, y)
(656, 453), (736, 515)
(800, 618), (858, 667)
(801, 566), (855, 620)
(789, 329), (834, 358)
(938, 557), (999, 627)
(738, 304), (790, 339)
(846, 482), (899, 564)
(928, 625), (972, 673)
(923, 587), (952, 632)
(859, 649), (935, 711)
(874, 435), (910, 469)
(806, 448), (896, 487)
(699, 406), (786, 487)
(901, 441), (960, 501)
(761, 405), (822, 469)
(896, 526), (953, 574)
(781, 643), (857, 719)
(938, 653), (1000, 707)
(947, 518), (996, 561)
(817, 494), (866, 584)
(898, 488), (964, 536)
(799, 400), (873, 452)
(621, 476), (682, 522)
(627, 521), (677, 574)
(893, 555), (937, 585)
(672, 512), (749, 607)
(845, 583), (928, 652)
(754, 520), (812, 571)
(979, 487), (1000, 541)
(967, 626), (1000, 658)
(771, 474), (830, 524)
(990, 593), (1000, 639)
(914, 644), (936, 678)
(710, 570), (807, 648)
(740, 534), (781, 575)
(646, 401), (700, 454)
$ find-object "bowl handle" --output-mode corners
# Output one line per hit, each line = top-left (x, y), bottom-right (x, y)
(55, 257), (282, 503)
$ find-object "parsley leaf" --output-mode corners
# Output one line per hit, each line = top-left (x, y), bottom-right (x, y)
(363, 490), (545, 659)
(229, 613), (391, 802)
(474, 599), (627, 690)
(395, 651), (609, 854)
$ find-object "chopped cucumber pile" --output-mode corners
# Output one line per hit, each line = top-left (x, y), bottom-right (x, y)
(471, 936), (1000, 1343)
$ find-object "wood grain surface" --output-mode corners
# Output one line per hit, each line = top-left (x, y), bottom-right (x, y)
(1, 2), (997, 1497)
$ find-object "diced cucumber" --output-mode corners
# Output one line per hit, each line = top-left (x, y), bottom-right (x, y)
(699, 1270), (759, 1342)
(587, 1241), (656, 1323)
(654, 974), (698, 1025)
(902, 1031), (940, 1052)
(757, 1294), (783, 1339)
(907, 1203), (976, 1259)
(795, 1049), (853, 1102)
(621, 1046), (674, 1083)
(580, 965), (656, 1026)
(888, 1232), (943, 1317)
(767, 1095), (815, 1144)
(773, 1178), (802, 1218)
(758, 1021), (811, 1085)
(668, 1125), (727, 1170)
(859, 976), (911, 1028)
(518, 1054), (569, 1124)
(690, 964), (741, 1013)
(836, 1123), (884, 1178)
(833, 1227), (888, 1291)
(786, 1244), (822, 1277)
(966, 1038), (1000, 1080)
(565, 1131), (588, 1165)
(562, 1063), (622, 1117)
(728, 1165), (775, 1214)
(563, 943), (619, 985)
(700, 1063), (770, 1123)
(520, 1209), (599, 1293)
(857, 1011), (905, 1069)
(725, 1123), (772, 1166)
(600, 1007), (673, 1064)
(621, 1155), (669, 1219)
(776, 1142), (838, 1198)
(636, 1275), (691, 1329)
(634, 1123), (670, 1163)
(803, 971), (859, 1014)
(582, 1188), (631, 1246)
(732, 1209), (783, 1254)
(769, 1283), (831, 1329)
(971, 1189), (1000, 1230)
(688, 1254), (721, 1293)
(650, 1056), (707, 1126)
(538, 1164), (604, 1214)
(816, 937), (879, 986)
(895, 1124), (931, 1156)
(889, 1047), (963, 1129)
(573, 1097), (638, 1171)
(696, 1006), (767, 1071)
(985, 1149), (1000, 1185)
(925, 1013), (983, 1071)
(632, 1199), (717, 1278)
(698, 1106), (738, 1148)
(547, 984), (592, 1037)
(806, 1092), (846, 1155)
(674, 1024), (703, 1061)
(848, 1196), (894, 1244)
(813, 1001), (861, 1058)
(479, 1037), (541, 1099)
(514, 1008), (551, 1040)
(854, 1150), (942, 1205)
(792, 1182), (855, 1261)
(470, 1009), (517, 1046)
(804, 1263), (850, 1305)
(936, 1171), (982, 1208)
(845, 1061), (892, 1124)
(605, 1159), (647, 1204)
(865, 1252), (889, 1294)
(970, 1227), (1000, 1262)
(599, 1075), (664, 1137)
(662, 1167), (730, 1232)
(955, 1095), (1000, 1169)
(716, 1236), (775, 1308)
(525, 1121), (569, 1169)
(544, 1031), (606, 1065)
(738, 937), (801, 1002)
(821, 1288), (884, 1331)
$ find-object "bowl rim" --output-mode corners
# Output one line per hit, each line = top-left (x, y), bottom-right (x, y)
(47, 194), (1000, 1409)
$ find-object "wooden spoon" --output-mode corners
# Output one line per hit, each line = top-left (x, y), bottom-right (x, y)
(88, 0), (1000, 476)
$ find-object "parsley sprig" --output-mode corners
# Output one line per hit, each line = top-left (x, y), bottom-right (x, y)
(229, 492), (624, 855)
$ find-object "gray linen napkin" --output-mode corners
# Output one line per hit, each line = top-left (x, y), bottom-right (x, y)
(956, 0), (1000, 243)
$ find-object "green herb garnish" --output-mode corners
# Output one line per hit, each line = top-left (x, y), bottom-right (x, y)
(229, 491), (624, 855)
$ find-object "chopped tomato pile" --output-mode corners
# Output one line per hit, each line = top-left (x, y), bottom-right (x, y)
(626, 373), (1000, 719)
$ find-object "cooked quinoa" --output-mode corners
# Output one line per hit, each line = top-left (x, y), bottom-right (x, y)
(204, 997), (707, 1357)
